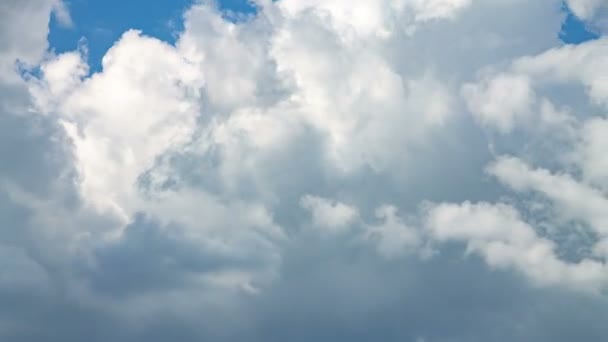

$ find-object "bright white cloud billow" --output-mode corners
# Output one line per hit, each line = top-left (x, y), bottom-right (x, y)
(2, 0), (608, 341)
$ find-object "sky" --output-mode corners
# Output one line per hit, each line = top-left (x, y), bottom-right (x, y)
(47, 0), (599, 73)
(48, 0), (257, 71)
(2, 0), (608, 341)
(47, 0), (597, 72)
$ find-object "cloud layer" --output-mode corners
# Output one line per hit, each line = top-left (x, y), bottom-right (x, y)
(1, 0), (608, 340)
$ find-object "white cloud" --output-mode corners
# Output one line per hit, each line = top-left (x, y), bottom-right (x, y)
(23, 28), (286, 303)
(488, 156), (608, 236)
(463, 73), (535, 132)
(32, 31), (204, 222)
(300, 195), (359, 233)
(426, 201), (608, 291)
(461, 37), (608, 140)
(364, 205), (421, 258)
(443, 29), (608, 293)
(18, 0), (605, 297)
(512, 38), (608, 107)
(52, 0), (73, 28)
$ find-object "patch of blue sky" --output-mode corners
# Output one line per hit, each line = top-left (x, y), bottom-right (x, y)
(49, 0), (195, 72)
(48, 0), (259, 72)
(217, 0), (257, 14)
(559, 8), (600, 44)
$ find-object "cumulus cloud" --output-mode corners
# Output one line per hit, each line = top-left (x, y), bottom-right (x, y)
(425, 201), (608, 291)
(364, 205), (422, 258)
(300, 195), (359, 233)
(1, 0), (608, 340)
(463, 73), (535, 132)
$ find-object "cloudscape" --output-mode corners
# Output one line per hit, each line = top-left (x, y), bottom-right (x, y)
(1, 0), (608, 340)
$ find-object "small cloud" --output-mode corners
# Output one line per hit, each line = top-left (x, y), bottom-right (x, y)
(301, 195), (359, 233)
(52, 0), (74, 28)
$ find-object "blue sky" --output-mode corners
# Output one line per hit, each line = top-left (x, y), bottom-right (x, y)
(49, 0), (598, 73)
(560, 10), (600, 43)
(49, 0), (257, 71)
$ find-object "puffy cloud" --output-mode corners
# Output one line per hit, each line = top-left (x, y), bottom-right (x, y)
(440, 26), (608, 293)
(364, 205), (422, 258)
(488, 156), (608, 234)
(300, 195), (359, 233)
(426, 201), (608, 291)
(512, 38), (608, 107)
(463, 73), (535, 132)
(33, 31), (205, 222)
